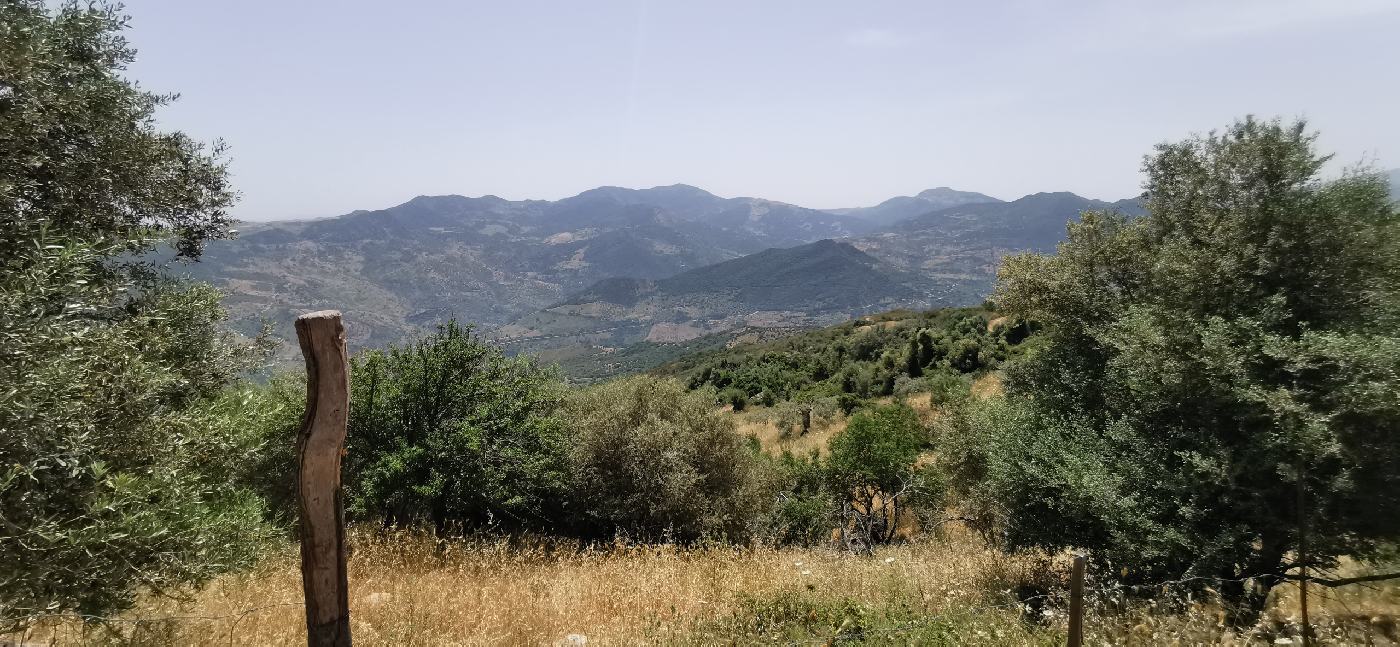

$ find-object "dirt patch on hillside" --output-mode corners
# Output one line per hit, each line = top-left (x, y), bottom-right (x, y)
(646, 322), (706, 343)
(971, 373), (1003, 398)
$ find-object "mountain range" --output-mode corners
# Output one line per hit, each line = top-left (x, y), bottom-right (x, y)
(191, 184), (871, 351)
(193, 171), (1398, 374)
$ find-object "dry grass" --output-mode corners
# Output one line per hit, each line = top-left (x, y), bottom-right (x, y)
(733, 408), (847, 457)
(11, 527), (1399, 645)
(970, 372), (1003, 399)
(11, 526), (1044, 646)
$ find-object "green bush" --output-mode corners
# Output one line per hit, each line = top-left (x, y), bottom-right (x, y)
(718, 386), (748, 411)
(938, 396), (1138, 546)
(925, 370), (972, 407)
(344, 321), (569, 532)
(835, 393), (863, 415)
(565, 377), (771, 542)
(827, 404), (937, 547)
(760, 450), (834, 546)
(210, 375), (309, 527)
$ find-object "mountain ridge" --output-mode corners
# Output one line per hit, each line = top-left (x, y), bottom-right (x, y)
(494, 239), (923, 361)
(190, 183), (1144, 364)
(826, 186), (1003, 228)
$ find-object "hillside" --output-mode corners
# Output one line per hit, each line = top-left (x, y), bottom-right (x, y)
(188, 185), (865, 352)
(498, 191), (1144, 380)
(656, 305), (1031, 405)
(852, 191), (1146, 302)
(494, 240), (922, 362)
(189, 183), (1144, 362)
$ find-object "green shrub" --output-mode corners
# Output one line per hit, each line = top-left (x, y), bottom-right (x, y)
(566, 377), (770, 542)
(210, 375), (309, 526)
(827, 404), (937, 547)
(718, 387), (748, 411)
(760, 451), (834, 545)
(345, 321), (569, 532)
(925, 370), (972, 407)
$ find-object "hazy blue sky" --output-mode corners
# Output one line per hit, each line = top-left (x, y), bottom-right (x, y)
(121, 0), (1400, 220)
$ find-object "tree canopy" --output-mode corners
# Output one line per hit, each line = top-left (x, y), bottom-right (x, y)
(0, 1), (268, 624)
(951, 117), (1400, 611)
(345, 321), (570, 532)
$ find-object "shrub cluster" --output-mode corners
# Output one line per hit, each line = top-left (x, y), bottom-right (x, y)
(675, 308), (1028, 406)
(240, 324), (948, 549)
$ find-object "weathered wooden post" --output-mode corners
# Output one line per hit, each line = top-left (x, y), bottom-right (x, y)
(295, 310), (352, 647)
(1067, 553), (1085, 647)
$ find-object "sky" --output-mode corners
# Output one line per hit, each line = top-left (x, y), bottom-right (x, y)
(120, 0), (1400, 221)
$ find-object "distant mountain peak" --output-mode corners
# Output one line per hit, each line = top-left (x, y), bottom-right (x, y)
(570, 183), (720, 202)
(647, 183), (714, 195)
(1026, 190), (1074, 197)
(832, 186), (1002, 229)
(915, 186), (996, 200)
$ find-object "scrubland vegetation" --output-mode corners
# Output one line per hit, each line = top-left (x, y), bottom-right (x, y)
(4, 1), (1400, 645)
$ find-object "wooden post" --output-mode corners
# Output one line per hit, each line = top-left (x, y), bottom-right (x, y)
(1067, 554), (1085, 647)
(295, 311), (352, 647)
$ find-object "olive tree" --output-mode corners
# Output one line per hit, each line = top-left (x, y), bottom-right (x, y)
(0, 1), (270, 624)
(565, 377), (771, 542)
(957, 117), (1400, 613)
(827, 404), (938, 550)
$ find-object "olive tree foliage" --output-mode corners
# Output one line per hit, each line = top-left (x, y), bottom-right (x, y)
(0, 2), (270, 625)
(0, 2), (235, 261)
(948, 118), (1400, 609)
(565, 377), (772, 542)
(827, 404), (939, 550)
(346, 321), (570, 533)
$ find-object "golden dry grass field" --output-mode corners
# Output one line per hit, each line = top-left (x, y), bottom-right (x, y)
(11, 527), (1046, 646)
(10, 525), (1398, 646)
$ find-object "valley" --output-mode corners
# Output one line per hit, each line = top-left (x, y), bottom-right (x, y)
(192, 182), (1146, 375)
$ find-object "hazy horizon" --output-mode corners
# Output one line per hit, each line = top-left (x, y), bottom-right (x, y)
(121, 0), (1400, 221)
